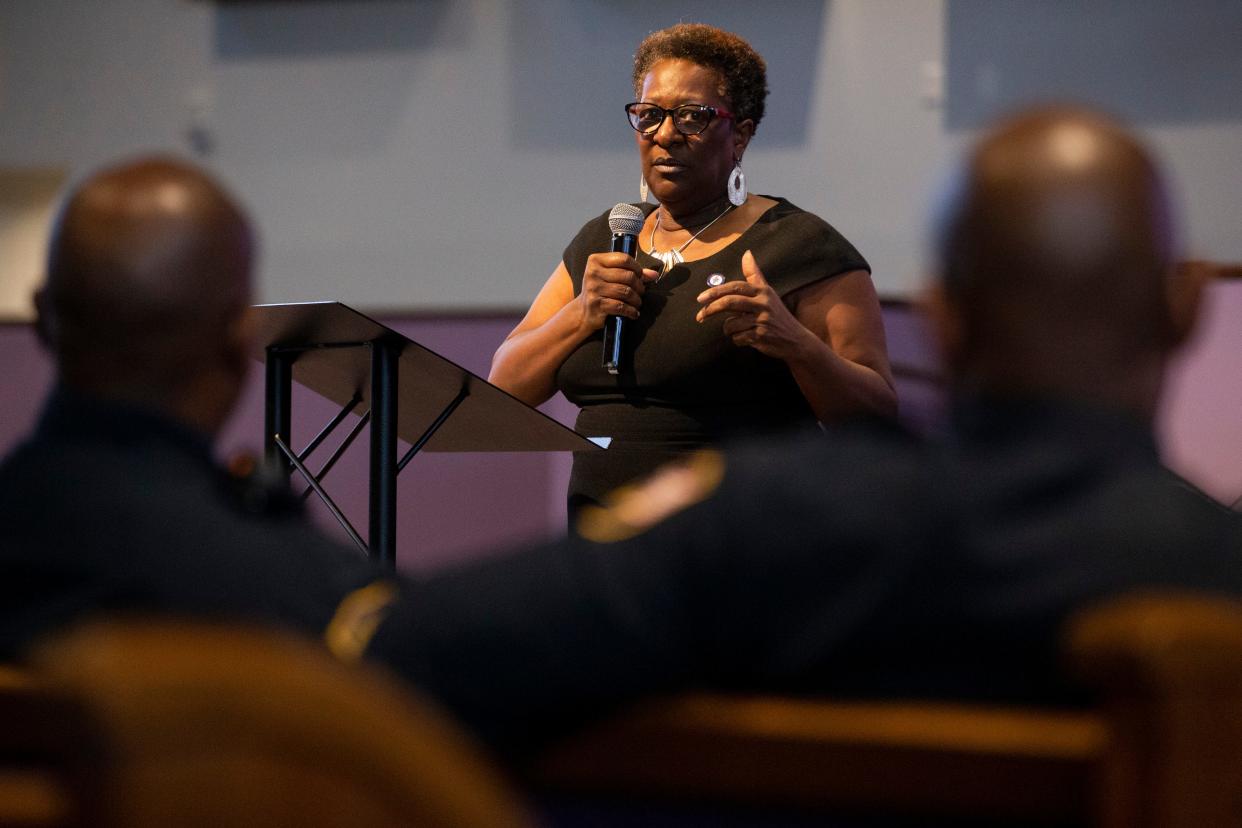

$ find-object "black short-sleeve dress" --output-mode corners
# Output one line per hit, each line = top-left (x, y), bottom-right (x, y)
(556, 196), (869, 517)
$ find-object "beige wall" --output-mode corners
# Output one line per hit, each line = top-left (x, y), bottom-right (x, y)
(1, 1), (1238, 312)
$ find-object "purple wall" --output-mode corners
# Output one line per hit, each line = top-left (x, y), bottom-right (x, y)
(1159, 280), (1242, 506)
(2, 285), (1239, 573)
(0, 324), (54, 453)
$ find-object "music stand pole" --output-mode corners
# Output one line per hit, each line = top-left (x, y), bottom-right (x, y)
(254, 301), (604, 570)
(265, 346), (294, 477)
(369, 339), (399, 568)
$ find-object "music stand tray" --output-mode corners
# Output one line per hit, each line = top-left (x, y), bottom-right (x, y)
(252, 301), (601, 566)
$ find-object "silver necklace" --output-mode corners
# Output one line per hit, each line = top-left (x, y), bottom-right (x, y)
(649, 204), (734, 278)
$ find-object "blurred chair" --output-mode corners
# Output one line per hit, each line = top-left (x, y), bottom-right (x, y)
(1072, 593), (1242, 827)
(531, 593), (1242, 827)
(0, 664), (99, 828)
(3, 620), (532, 828)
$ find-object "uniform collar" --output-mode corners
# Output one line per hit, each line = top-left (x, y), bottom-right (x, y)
(35, 386), (216, 466)
(948, 392), (1159, 459)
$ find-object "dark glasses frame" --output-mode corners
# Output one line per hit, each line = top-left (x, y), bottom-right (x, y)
(624, 102), (736, 136)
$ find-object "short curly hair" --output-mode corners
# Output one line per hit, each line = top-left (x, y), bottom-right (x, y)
(632, 23), (768, 131)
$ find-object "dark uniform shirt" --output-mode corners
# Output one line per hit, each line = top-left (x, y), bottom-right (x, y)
(6, 389), (1241, 764)
(372, 395), (1242, 757)
(0, 388), (382, 660)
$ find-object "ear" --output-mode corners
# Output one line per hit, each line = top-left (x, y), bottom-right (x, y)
(223, 304), (259, 379)
(919, 279), (967, 373)
(1162, 259), (1208, 349)
(732, 118), (755, 160)
(32, 285), (56, 351)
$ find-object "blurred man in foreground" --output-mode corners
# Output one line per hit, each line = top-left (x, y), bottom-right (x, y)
(0, 158), (384, 658)
(365, 108), (1242, 756)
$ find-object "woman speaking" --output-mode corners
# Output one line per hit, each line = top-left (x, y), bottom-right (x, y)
(489, 23), (896, 517)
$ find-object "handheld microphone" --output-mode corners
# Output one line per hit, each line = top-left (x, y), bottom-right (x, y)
(603, 203), (645, 375)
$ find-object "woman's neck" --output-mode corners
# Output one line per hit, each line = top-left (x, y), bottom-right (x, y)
(659, 193), (735, 232)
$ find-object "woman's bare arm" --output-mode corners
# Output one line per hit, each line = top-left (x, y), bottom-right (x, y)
(696, 252), (896, 421)
(489, 255), (656, 406)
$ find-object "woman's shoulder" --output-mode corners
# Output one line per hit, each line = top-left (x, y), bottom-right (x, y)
(750, 195), (870, 276)
(756, 196), (843, 236)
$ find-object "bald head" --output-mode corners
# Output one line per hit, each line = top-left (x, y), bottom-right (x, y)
(933, 108), (1194, 413)
(39, 157), (255, 433)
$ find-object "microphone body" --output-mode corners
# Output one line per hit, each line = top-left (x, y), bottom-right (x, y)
(603, 204), (646, 375)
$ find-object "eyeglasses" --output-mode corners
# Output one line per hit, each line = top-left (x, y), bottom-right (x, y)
(625, 102), (734, 136)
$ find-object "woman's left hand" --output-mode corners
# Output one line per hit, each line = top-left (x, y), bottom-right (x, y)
(695, 250), (816, 362)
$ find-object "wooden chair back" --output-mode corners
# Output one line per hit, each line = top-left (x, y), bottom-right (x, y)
(10, 620), (533, 828)
(532, 593), (1242, 826)
(0, 664), (100, 828)
(1070, 593), (1242, 828)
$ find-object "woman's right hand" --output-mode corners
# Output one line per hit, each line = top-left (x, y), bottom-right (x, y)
(490, 257), (656, 406)
(576, 252), (660, 331)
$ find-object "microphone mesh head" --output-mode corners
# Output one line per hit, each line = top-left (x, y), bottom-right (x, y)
(608, 203), (646, 236)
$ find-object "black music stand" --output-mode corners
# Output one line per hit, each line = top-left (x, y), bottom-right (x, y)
(253, 301), (602, 568)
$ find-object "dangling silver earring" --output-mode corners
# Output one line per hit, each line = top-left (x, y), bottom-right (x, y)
(639, 174), (650, 203)
(727, 160), (747, 207)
